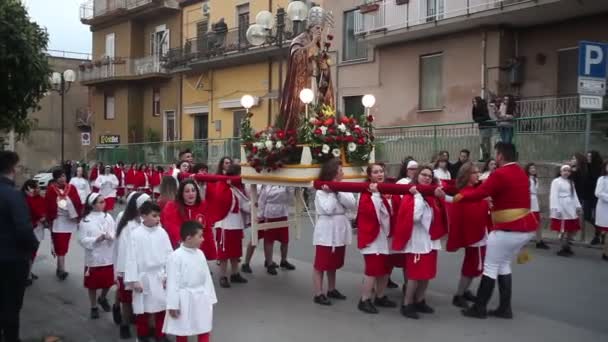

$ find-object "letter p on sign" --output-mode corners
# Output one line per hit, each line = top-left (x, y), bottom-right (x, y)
(579, 41), (607, 79)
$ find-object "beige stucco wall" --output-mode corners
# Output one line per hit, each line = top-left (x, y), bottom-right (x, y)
(91, 84), (130, 145)
(92, 21), (132, 59)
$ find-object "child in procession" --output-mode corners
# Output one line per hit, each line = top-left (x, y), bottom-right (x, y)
(594, 160), (608, 260)
(78, 193), (116, 319)
(22, 179), (46, 285)
(94, 165), (119, 212)
(550, 165), (582, 257)
(526, 163), (549, 249)
(163, 221), (217, 342)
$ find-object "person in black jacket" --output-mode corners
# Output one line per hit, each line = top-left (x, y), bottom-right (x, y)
(472, 96), (495, 162)
(0, 151), (39, 342)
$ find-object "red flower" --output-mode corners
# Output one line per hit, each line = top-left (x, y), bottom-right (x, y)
(252, 147), (258, 154)
(346, 136), (355, 143)
(324, 42), (331, 48)
(255, 166), (263, 173)
(276, 130), (285, 139)
(328, 128), (336, 135)
(314, 119), (323, 126)
(325, 136), (334, 143)
(335, 136), (342, 142)
(314, 128), (322, 135)
(287, 129), (296, 136)
(367, 115), (374, 122)
(354, 127), (362, 134)
(324, 117), (334, 126)
(340, 117), (350, 124)
(357, 138), (365, 145)
(327, 34), (334, 41)
(254, 132), (261, 139)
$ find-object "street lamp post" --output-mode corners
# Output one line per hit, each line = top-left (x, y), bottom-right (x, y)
(50, 69), (76, 165)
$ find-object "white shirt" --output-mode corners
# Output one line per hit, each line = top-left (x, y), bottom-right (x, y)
(258, 185), (292, 219)
(52, 196), (79, 233)
(529, 176), (540, 212)
(69, 177), (91, 204)
(214, 187), (250, 230)
(360, 192), (391, 255)
(396, 177), (411, 185)
(94, 174), (119, 198)
(313, 191), (356, 247)
(78, 211), (116, 267)
(399, 193), (442, 254)
(549, 177), (582, 220)
(162, 246), (217, 336)
(433, 168), (451, 181)
(595, 176), (608, 227)
(124, 223), (173, 314)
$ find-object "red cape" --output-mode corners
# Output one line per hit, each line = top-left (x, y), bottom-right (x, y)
(149, 171), (162, 188)
(125, 169), (137, 186)
(45, 183), (83, 224)
(446, 186), (490, 252)
(25, 194), (46, 226)
(392, 193), (447, 251)
(357, 190), (401, 249)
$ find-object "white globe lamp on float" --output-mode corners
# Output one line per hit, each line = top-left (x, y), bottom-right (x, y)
(362, 94), (376, 117)
(255, 10), (275, 30)
(241, 94), (255, 113)
(286, 1), (309, 21)
(299, 88), (314, 119)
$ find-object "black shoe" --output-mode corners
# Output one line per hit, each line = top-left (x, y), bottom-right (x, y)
(358, 299), (379, 314)
(462, 275), (495, 319)
(266, 263), (278, 276)
(557, 247), (573, 257)
(119, 325), (131, 339)
(386, 278), (399, 289)
(400, 304), (419, 319)
(374, 295), (397, 308)
(327, 289), (347, 300)
(241, 263), (252, 274)
(98, 297), (111, 312)
(536, 241), (550, 249)
(137, 336), (151, 342)
(90, 307), (100, 319)
(155, 337), (171, 342)
(25, 277), (33, 287)
(313, 294), (332, 306)
(219, 277), (231, 288)
(56, 269), (68, 281)
(31, 272), (39, 280)
(230, 273), (248, 284)
(463, 290), (477, 302)
(280, 260), (296, 270)
(452, 295), (469, 308)
(590, 236), (601, 245)
(489, 274), (513, 319)
(414, 300), (434, 314)
(112, 303), (122, 325)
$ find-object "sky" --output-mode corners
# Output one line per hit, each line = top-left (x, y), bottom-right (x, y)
(23, 0), (92, 54)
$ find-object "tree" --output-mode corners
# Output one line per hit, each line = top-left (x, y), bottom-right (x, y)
(0, 0), (51, 136)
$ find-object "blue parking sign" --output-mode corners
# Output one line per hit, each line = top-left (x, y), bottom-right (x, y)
(578, 41), (607, 78)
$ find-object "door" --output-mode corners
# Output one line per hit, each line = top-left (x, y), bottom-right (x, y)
(237, 4), (250, 49)
(194, 114), (209, 140)
(164, 111), (176, 141)
(105, 33), (115, 58)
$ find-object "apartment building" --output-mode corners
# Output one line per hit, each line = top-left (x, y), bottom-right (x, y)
(326, 0), (608, 128)
(79, 0), (182, 147)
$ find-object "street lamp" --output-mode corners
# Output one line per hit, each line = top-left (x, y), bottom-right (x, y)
(362, 94), (376, 116)
(49, 69), (76, 165)
(299, 88), (314, 119)
(241, 94), (255, 113)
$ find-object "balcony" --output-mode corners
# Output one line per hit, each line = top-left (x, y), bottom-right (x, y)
(354, 0), (608, 46)
(516, 95), (580, 117)
(79, 56), (171, 85)
(165, 24), (296, 72)
(80, 0), (179, 26)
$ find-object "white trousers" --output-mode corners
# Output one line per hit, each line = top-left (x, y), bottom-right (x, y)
(483, 231), (534, 279)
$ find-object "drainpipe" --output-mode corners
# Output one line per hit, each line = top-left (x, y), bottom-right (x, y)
(268, 58), (273, 126)
(481, 30), (487, 99)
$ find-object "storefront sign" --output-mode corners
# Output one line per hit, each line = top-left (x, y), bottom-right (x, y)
(99, 134), (120, 145)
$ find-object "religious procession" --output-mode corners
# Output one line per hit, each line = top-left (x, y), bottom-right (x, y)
(3, 1), (608, 342)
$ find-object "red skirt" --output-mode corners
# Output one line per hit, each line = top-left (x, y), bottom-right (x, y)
(550, 218), (580, 232)
(51, 232), (72, 256)
(117, 187), (125, 197)
(117, 276), (132, 303)
(405, 250), (438, 281)
(201, 227), (217, 261)
(363, 254), (391, 277)
(261, 217), (289, 243)
(84, 265), (115, 289)
(104, 197), (116, 212)
(598, 226), (608, 232)
(313, 245), (346, 271)
(390, 253), (407, 269)
(462, 246), (486, 278)
(216, 228), (244, 260)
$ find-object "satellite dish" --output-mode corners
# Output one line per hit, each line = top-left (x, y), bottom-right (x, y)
(246, 24), (268, 46)
(256, 10), (275, 30)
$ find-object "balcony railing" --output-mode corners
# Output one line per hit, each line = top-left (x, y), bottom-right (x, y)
(80, 0), (178, 22)
(516, 95), (579, 117)
(355, 0), (534, 35)
(79, 56), (168, 83)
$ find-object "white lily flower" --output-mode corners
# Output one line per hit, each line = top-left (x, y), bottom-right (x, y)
(332, 148), (341, 157)
(265, 140), (274, 150)
(276, 141), (283, 149)
(320, 126), (328, 135)
(322, 144), (330, 154)
(337, 123), (346, 132)
(348, 142), (357, 152)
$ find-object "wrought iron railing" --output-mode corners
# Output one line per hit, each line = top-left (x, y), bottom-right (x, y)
(516, 95), (579, 117)
(80, 0), (178, 21)
(79, 56), (168, 82)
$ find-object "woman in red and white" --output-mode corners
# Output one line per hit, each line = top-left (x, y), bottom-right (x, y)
(213, 165), (250, 288)
(134, 164), (150, 194)
(94, 165), (119, 212)
(45, 169), (83, 280)
(22, 179), (46, 285)
(550, 164), (582, 257)
(78, 193), (116, 320)
(393, 165), (446, 319)
(526, 163), (549, 249)
(125, 163), (137, 195)
(356, 163), (398, 314)
(445, 162), (489, 308)
(313, 158), (357, 306)
(149, 166), (163, 200)
(89, 162), (102, 193)
(70, 165), (91, 206)
(594, 160), (608, 261)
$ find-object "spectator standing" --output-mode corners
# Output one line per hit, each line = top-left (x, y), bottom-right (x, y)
(472, 96), (495, 162)
(479, 159), (497, 182)
(0, 151), (40, 342)
(450, 149), (471, 178)
(497, 95), (518, 144)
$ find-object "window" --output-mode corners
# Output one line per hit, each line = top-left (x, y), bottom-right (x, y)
(343, 96), (365, 117)
(233, 110), (246, 137)
(105, 33), (115, 58)
(194, 114), (209, 140)
(426, 0), (445, 21)
(236, 3), (249, 48)
(152, 88), (161, 116)
(558, 48), (578, 95)
(104, 93), (115, 120)
(196, 20), (209, 38)
(343, 10), (367, 62)
(164, 111), (176, 141)
(419, 53), (443, 110)
(151, 25), (170, 58)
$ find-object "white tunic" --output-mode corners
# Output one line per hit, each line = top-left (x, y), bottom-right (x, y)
(529, 176), (540, 212)
(52, 197), (79, 233)
(398, 193), (441, 254)
(69, 177), (91, 205)
(258, 185), (292, 219)
(360, 192), (390, 255)
(124, 223), (173, 314)
(313, 191), (356, 247)
(549, 177), (581, 220)
(595, 176), (608, 228)
(94, 174), (119, 198)
(433, 168), (451, 181)
(162, 246), (217, 336)
(78, 211), (116, 267)
(113, 214), (140, 278)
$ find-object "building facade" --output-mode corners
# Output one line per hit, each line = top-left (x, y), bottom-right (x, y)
(326, 0), (608, 128)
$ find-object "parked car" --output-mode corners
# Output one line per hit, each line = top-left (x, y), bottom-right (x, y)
(33, 166), (61, 190)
